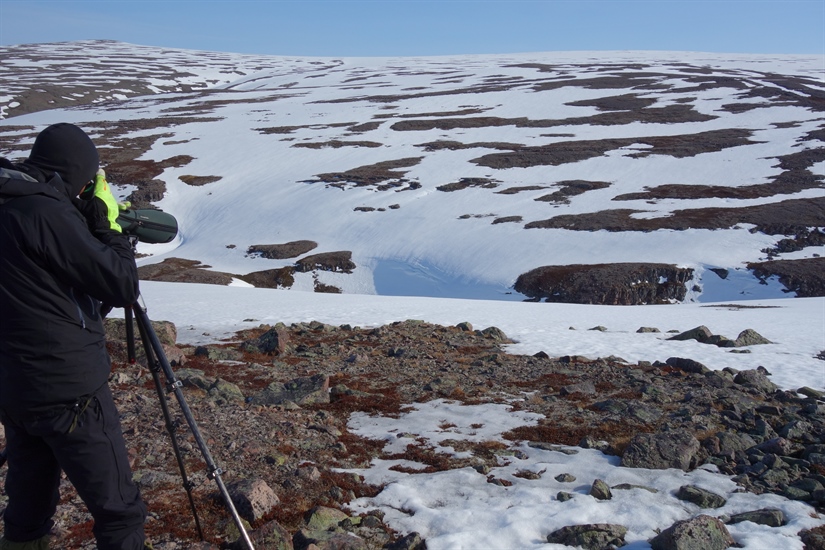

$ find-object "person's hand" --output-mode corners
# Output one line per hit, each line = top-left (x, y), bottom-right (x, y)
(76, 169), (123, 234)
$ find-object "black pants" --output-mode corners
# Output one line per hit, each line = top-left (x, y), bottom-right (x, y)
(1, 385), (146, 549)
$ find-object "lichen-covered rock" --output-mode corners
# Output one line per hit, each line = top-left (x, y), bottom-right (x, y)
(650, 515), (735, 550)
(734, 329), (772, 346)
(622, 431), (700, 471)
(547, 524), (628, 549)
(230, 519), (293, 550)
(727, 508), (786, 527)
(734, 368), (779, 393)
(590, 479), (613, 500)
(676, 485), (726, 509)
(250, 374), (330, 406)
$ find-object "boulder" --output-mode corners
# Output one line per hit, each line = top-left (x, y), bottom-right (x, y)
(667, 326), (713, 343)
(734, 368), (779, 393)
(230, 519), (293, 550)
(622, 431), (700, 471)
(250, 374), (330, 406)
(227, 478), (280, 523)
(734, 329), (772, 346)
(666, 357), (710, 375)
(727, 508), (787, 527)
(589, 479), (612, 500)
(546, 524), (628, 549)
(243, 325), (289, 355)
(650, 515), (735, 550)
(676, 485), (726, 508)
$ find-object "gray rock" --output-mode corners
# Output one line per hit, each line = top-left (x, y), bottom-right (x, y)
(250, 374), (330, 406)
(195, 345), (244, 362)
(666, 357), (710, 374)
(798, 386), (824, 399)
(478, 326), (510, 341)
(801, 529), (825, 550)
(734, 329), (773, 346)
(547, 524), (628, 549)
(755, 437), (793, 455)
(637, 327), (661, 333)
(244, 325), (289, 355)
(589, 479), (612, 500)
(622, 431), (700, 471)
(229, 519), (293, 550)
(676, 485), (727, 508)
(733, 369), (779, 393)
(707, 334), (736, 348)
(555, 473), (576, 483)
(227, 478), (280, 523)
(208, 378), (245, 404)
(668, 325), (713, 343)
(305, 506), (349, 531)
(293, 529), (366, 550)
(779, 420), (813, 440)
(803, 445), (825, 460)
(650, 515), (735, 550)
(727, 508), (787, 527)
(557, 491), (575, 502)
(716, 431), (757, 456)
(384, 532), (426, 550)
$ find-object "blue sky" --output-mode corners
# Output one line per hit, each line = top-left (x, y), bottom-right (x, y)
(1, 0), (823, 56)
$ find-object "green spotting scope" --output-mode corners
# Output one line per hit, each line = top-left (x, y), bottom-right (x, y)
(117, 208), (178, 244)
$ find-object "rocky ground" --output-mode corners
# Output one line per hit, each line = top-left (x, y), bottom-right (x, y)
(1, 316), (822, 549)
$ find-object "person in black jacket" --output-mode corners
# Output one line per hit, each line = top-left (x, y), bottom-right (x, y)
(0, 123), (147, 550)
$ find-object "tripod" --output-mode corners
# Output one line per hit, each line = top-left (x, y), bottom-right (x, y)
(126, 295), (255, 550)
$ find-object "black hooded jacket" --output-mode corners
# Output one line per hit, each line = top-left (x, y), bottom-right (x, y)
(0, 162), (139, 413)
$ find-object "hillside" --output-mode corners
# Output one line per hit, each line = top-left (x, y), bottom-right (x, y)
(1, 40), (823, 303)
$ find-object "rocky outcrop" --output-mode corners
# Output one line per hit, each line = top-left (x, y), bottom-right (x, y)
(247, 241), (318, 260)
(748, 257), (825, 297)
(514, 263), (694, 304)
(668, 326), (773, 347)
(295, 251), (356, 273)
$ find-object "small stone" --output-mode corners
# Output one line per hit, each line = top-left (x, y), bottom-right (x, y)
(555, 473), (576, 483)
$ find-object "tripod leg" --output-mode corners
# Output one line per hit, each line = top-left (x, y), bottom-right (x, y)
(125, 305), (136, 364)
(131, 305), (205, 542)
(131, 301), (255, 550)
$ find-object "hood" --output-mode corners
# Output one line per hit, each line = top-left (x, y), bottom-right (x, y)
(0, 163), (66, 206)
(22, 123), (99, 197)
